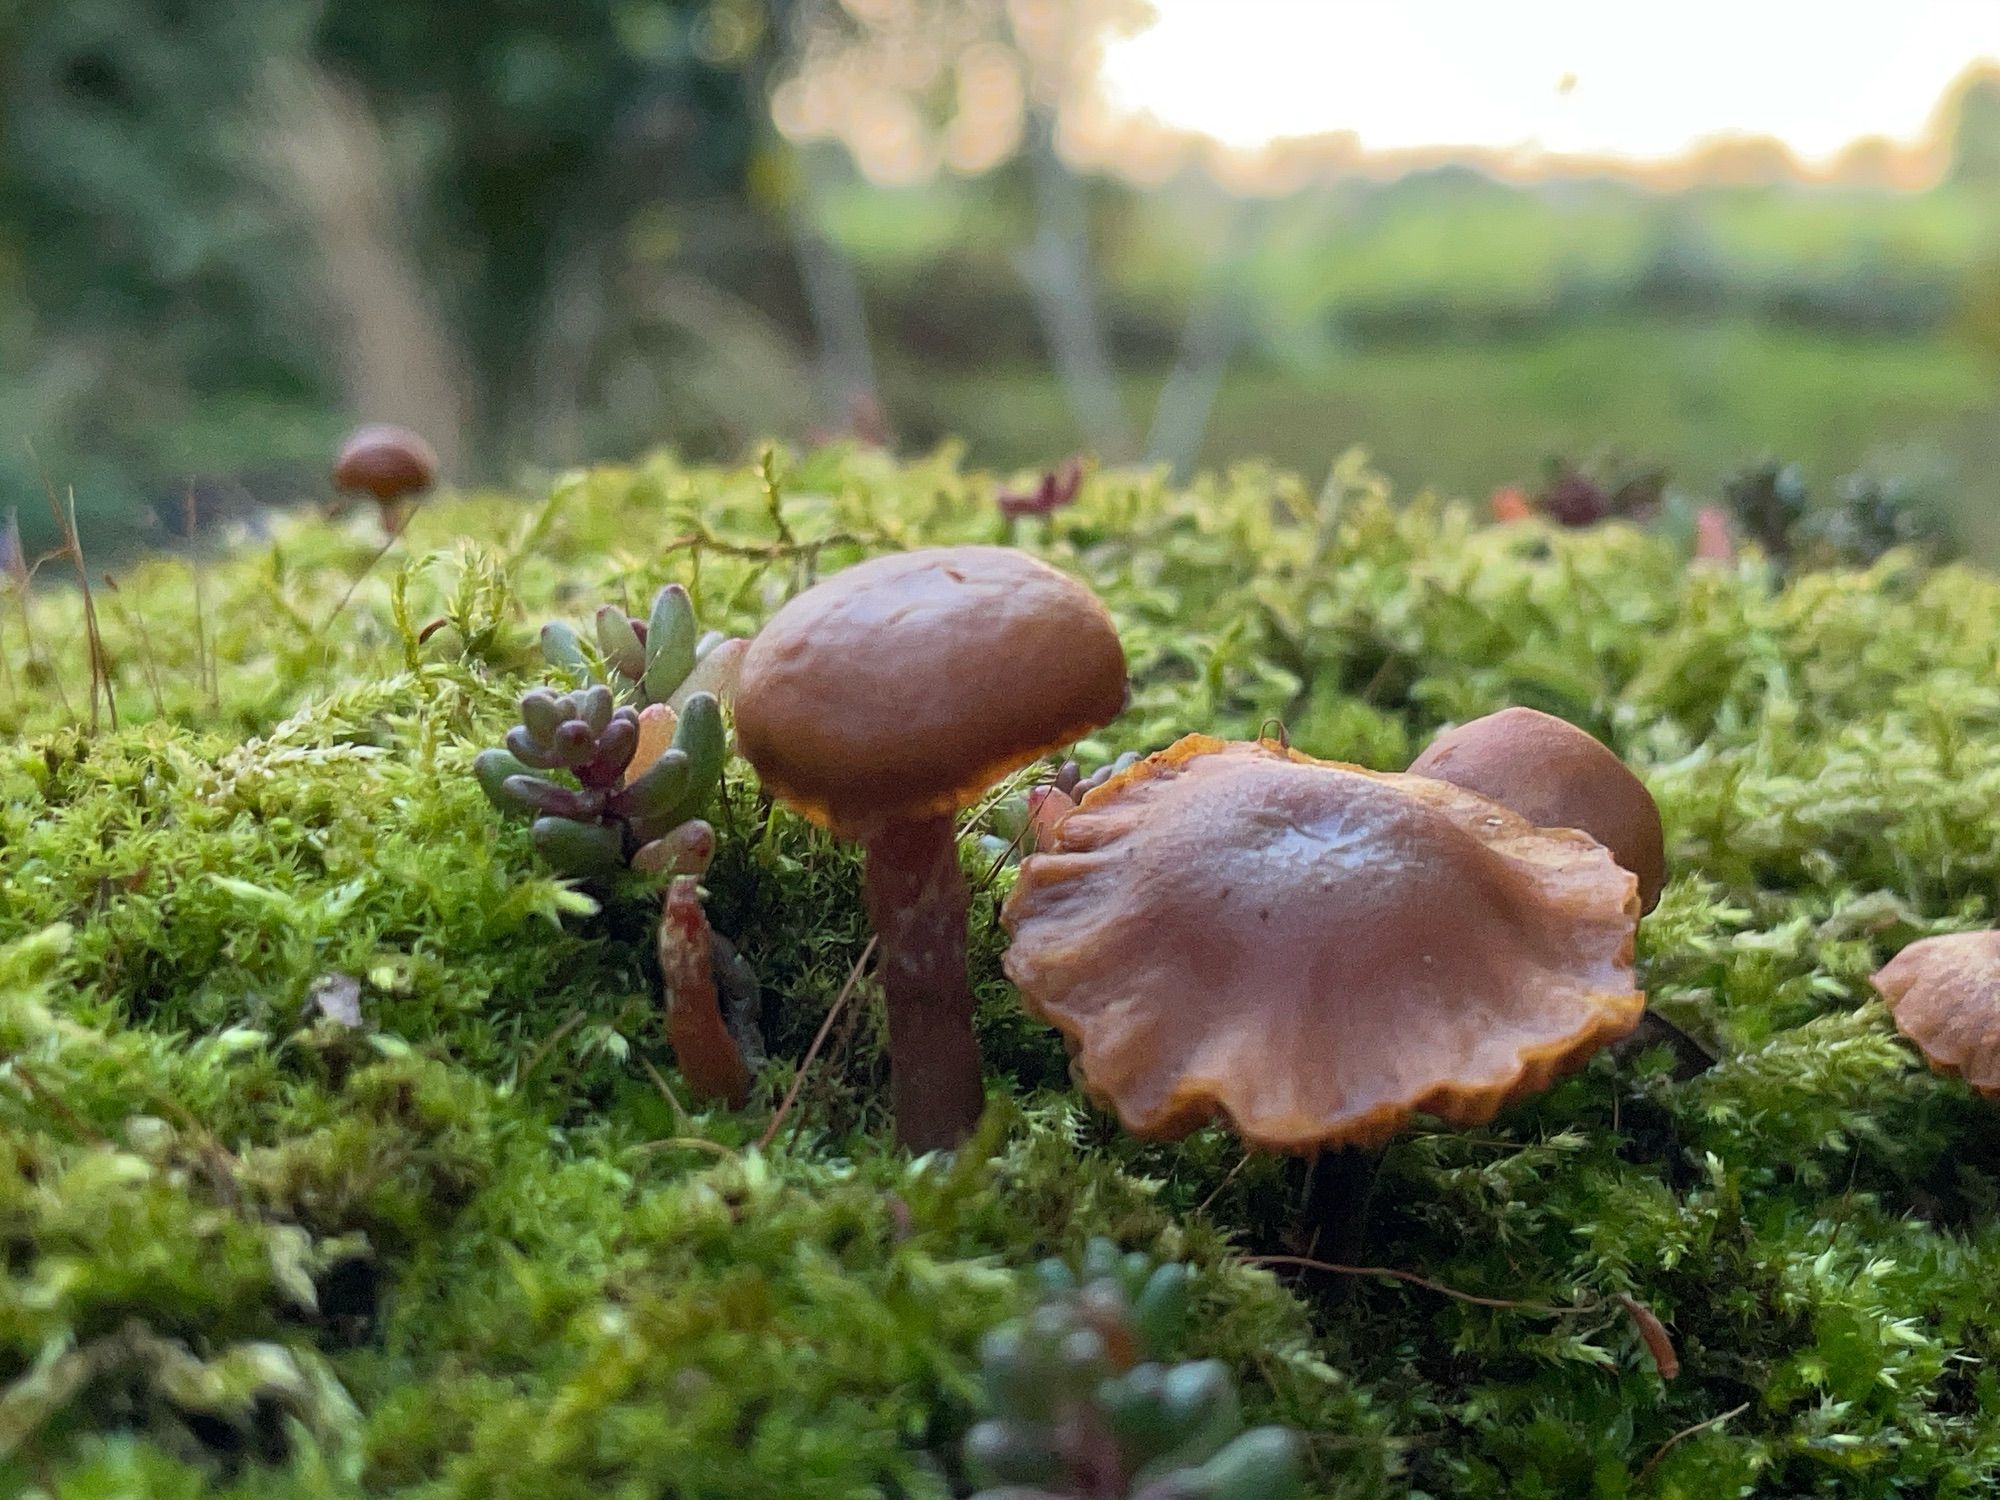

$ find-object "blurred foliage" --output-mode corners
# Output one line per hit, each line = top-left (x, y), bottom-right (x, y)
(6, 448), (2000, 1493)
(0, 0), (792, 554)
(11, 0), (2000, 567)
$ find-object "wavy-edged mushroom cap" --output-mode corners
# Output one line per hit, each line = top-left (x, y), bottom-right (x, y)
(1871, 931), (2000, 1098)
(1408, 707), (1666, 914)
(333, 424), (438, 501)
(734, 546), (1125, 837)
(1000, 736), (1643, 1151)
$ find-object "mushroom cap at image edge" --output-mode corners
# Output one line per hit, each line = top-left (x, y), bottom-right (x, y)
(1000, 736), (1645, 1152)
(732, 545), (1127, 836)
(1871, 930), (2000, 1098)
(1408, 706), (1667, 914)
(332, 423), (439, 502)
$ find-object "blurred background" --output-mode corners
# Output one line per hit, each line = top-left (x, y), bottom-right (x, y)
(8, 0), (2000, 559)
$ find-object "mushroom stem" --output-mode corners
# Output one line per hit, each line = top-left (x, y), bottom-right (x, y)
(659, 877), (751, 1108)
(863, 814), (987, 1151)
(1304, 1145), (1384, 1272)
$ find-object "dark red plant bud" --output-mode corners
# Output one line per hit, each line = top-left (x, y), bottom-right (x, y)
(578, 715), (639, 789)
(502, 775), (607, 822)
(1541, 467), (1609, 528)
(553, 720), (598, 768)
(999, 457), (1084, 520)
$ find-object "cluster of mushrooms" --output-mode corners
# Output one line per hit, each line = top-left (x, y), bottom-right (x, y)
(732, 541), (1998, 1157)
(729, 545), (1676, 1156)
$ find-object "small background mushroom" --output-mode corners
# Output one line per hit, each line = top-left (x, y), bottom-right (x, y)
(332, 423), (437, 534)
(1408, 706), (1666, 914)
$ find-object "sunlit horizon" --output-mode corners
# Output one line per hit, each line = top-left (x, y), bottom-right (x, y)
(1096, 0), (2000, 167)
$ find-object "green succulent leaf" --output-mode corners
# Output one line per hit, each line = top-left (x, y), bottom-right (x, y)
(1186, 1428), (1306, 1500)
(539, 620), (591, 674)
(671, 692), (726, 806)
(645, 584), (698, 702)
(473, 748), (542, 815)
(595, 606), (646, 681)
(519, 689), (563, 743)
(529, 816), (626, 878)
(965, 1420), (1066, 1488)
(609, 748), (693, 823)
(578, 683), (615, 735)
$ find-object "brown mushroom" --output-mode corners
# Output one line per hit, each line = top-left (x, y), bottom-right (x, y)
(1871, 931), (2000, 1097)
(333, 424), (438, 532)
(734, 545), (1126, 1150)
(1408, 707), (1667, 914)
(1000, 735), (1642, 1151)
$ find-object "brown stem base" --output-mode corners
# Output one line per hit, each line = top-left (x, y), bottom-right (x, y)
(864, 815), (986, 1152)
(1304, 1145), (1383, 1276)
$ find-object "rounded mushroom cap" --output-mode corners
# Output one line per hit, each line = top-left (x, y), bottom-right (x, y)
(734, 546), (1125, 837)
(1408, 707), (1666, 914)
(1000, 735), (1642, 1151)
(1871, 930), (2000, 1098)
(333, 424), (438, 501)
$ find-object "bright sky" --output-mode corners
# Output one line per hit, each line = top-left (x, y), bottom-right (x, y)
(1096, 0), (2000, 163)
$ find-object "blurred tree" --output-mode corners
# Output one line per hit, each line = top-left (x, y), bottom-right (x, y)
(1935, 63), (2000, 184)
(0, 0), (804, 552)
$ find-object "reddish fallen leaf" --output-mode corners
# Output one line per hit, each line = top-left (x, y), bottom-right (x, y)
(658, 877), (750, 1108)
(1617, 1294), (1681, 1379)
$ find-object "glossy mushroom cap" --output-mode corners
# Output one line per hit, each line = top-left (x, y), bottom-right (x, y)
(1000, 736), (1643, 1151)
(1408, 707), (1666, 914)
(734, 546), (1126, 837)
(1871, 931), (2000, 1098)
(333, 424), (438, 501)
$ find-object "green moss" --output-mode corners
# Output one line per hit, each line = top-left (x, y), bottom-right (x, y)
(4, 445), (2000, 1494)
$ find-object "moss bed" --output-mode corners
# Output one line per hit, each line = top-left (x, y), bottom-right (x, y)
(4, 447), (2000, 1497)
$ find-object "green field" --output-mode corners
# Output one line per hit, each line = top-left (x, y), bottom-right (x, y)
(893, 319), (2000, 551)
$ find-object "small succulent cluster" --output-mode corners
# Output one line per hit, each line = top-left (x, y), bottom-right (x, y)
(473, 584), (741, 879)
(1722, 458), (1949, 565)
(984, 753), (1145, 865)
(965, 1240), (1304, 1500)
(538, 584), (748, 713)
(1725, 459), (1811, 557)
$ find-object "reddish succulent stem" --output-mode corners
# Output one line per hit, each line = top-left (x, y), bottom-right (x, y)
(862, 815), (986, 1151)
(659, 878), (750, 1108)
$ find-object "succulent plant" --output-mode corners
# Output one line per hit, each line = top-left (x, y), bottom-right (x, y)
(538, 582), (747, 714)
(472, 586), (761, 1107)
(982, 753), (1144, 866)
(473, 683), (724, 879)
(474, 585), (742, 881)
(1800, 468), (1950, 565)
(1724, 458), (1811, 557)
(964, 1240), (1305, 1500)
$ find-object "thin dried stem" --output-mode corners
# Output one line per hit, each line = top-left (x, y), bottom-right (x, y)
(1242, 1254), (1593, 1316)
(4, 507), (72, 718)
(101, 575), (166, 717)
(184, 490), (218, 712)
(29, 450), (111, 729)
(1636, 1403), (1749, 1486)
(511, 1010), (588, 1092)
(758, 935), (878, 1151)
